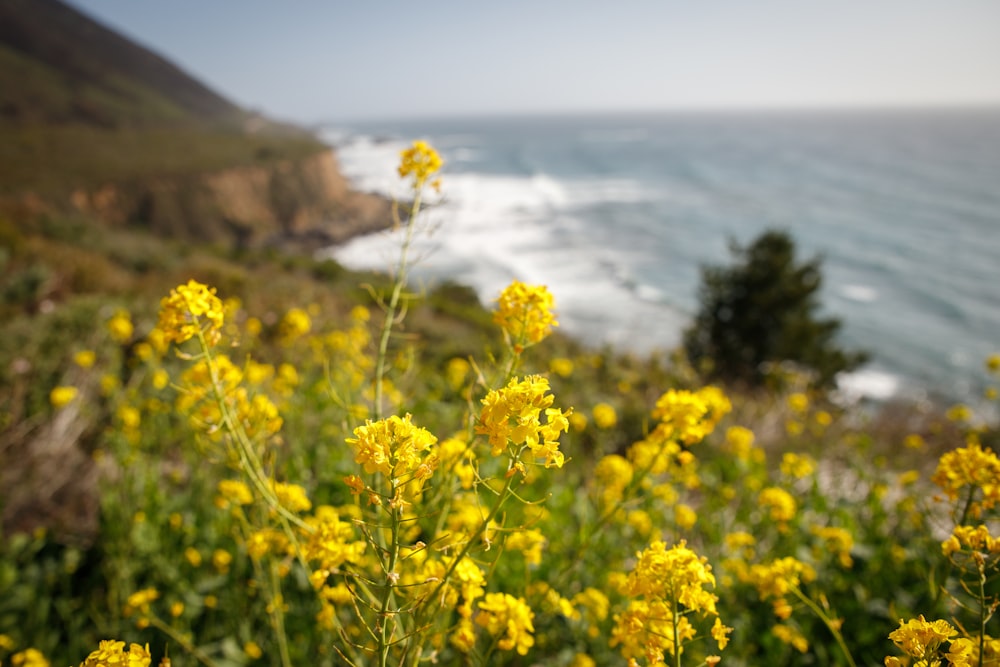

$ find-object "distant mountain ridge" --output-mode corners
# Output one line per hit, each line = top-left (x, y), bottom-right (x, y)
(0, 0), (390, 249)
(0, 0), (242, 126)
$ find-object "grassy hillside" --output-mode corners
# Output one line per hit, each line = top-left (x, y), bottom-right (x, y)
(0, 0), (327, 199)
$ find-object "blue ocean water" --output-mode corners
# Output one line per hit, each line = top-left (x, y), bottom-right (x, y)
(319, 109), (1000, 407)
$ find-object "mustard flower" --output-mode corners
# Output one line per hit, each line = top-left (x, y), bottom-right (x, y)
(397, 139), (443, 188)
(476, 375), (570, 468)
(812, 525), (854, 568)
(625, 540), (718, 615)
(123, 588), (159, 618)
(723, 425), (758, 462)
(592, 402), (618, 429)
(942, 524), (1000, 557)
(107, 309), (134, 344)
(476, 593), (536, 656)
(11, 648), (50, 667)
(74, 349), (96, 368)
(549, 356), (575, 377)
(216, 479), (254, 508)
(157, 280), (225, 345)
(301, 506), (366, 572)
(278, 307), (311, 344)
(675, 503), (698, 529)
(492, 280), (558, 347)
(787, 392), (809, 414)
(987, 354), (1000, 374)
(243, 642), (262, 660)
(932, 442), (1000, 517)
(742, 557), (816, 601)
(346, 413), (438, 480)
(886, 615), (957, 662)
(772, 624), (809, 653)
(758, 486), (797, 525)
(270, 480), (312, 513)
(780, 452), (816, 479)
(505, 528), (547, 566)
(652, 386), (731, 445)
(50, 385), (78, 408)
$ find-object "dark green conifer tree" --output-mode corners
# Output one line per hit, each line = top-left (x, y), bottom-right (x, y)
(683, 229), (868, 388)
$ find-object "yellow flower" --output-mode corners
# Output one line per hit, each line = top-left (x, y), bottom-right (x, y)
(773, 624), (809, 653)
(675, 504), (697, 529)
(932, 442), (1000, 516)
(492, 281), (558, 348)
(78, 641), (152, 667)
(216, 480), (254, 508)
(652, 387), (730, 445)
(243, 642), (262, 660)
(711, 616), (733, 650)
(184, 547), (202, 567)
(476, 375), (570, 468)
(758, 486), (797, 525)
(887, 615), (957, 660)
(549, 357), (575, 377)
(987, 354), (1000, 374)
(74, 350), (96, 368)
(724, 425), (757, 461)
(124, 588), (159, 618)
(50, 385), (78, 408)
(11, 648), (50, 667)
(787, 392), (809, 414)
(157, 280), (225, 346)
(592, 402), (618, 429)
(780, 452), (815, 479)
(346, 414), (438, 479)
(397, 140), (443, 188)
(278, 307), (311, 345)
(476, 593), (535, 656)
(107, 310), (134, 344)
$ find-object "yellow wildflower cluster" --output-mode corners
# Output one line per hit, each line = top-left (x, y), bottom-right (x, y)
(278, 307), (311, 345)
(612, 540), (729, 664)
(492, 280), (558, 348)
(158, 280), (225, 346)
(397, 139), (443, 188)
(885, 616), (972, 667)
(812, 525), (854, 568)
(594, 454), (634, 506)
(651, 386), (731, 445)
(78, 640), (151, 667)
(742, 556), (816, 603)
(50, 385), (78, 408)
(11, 649), (50, 667)
(942, 524), (1000, 557)
(476, 375), (570, 469)
(931, 442), (1000, 517)
(758, 486), (798, 527)
(176, 354), (283, 444)
(346, 413), (438, 481)
(107, 309), (134, 344)
(474, 593), (536, 656)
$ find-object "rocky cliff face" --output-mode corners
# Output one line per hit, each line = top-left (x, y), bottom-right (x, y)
(68, 149), (391, 250)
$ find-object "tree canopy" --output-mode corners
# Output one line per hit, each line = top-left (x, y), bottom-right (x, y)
(683, 229), (868, 388)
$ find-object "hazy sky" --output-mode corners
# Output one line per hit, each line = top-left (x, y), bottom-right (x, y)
(66, 1), (1000, 123)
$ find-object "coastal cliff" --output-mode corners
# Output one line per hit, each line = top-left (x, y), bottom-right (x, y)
(67, 148), (392, 250)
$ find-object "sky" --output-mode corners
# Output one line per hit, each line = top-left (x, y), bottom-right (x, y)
(66, 0), (1000, 124)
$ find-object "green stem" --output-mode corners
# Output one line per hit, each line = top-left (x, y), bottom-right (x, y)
(790, 586), (857, 667)
(147, 616), (219, 667)
(374, 190), (423, 420)
(377, 486), (403, 667)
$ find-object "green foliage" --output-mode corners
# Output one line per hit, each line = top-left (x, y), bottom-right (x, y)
(684, 229), (868, 388)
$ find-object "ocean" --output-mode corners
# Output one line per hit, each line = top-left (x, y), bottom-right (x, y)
(318, 109), (1000, 408)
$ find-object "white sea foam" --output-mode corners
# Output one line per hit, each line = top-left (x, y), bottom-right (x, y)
(835, 368), (901, 403)
(321, 132), (686, 353)
(840, 284), (879, 303)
